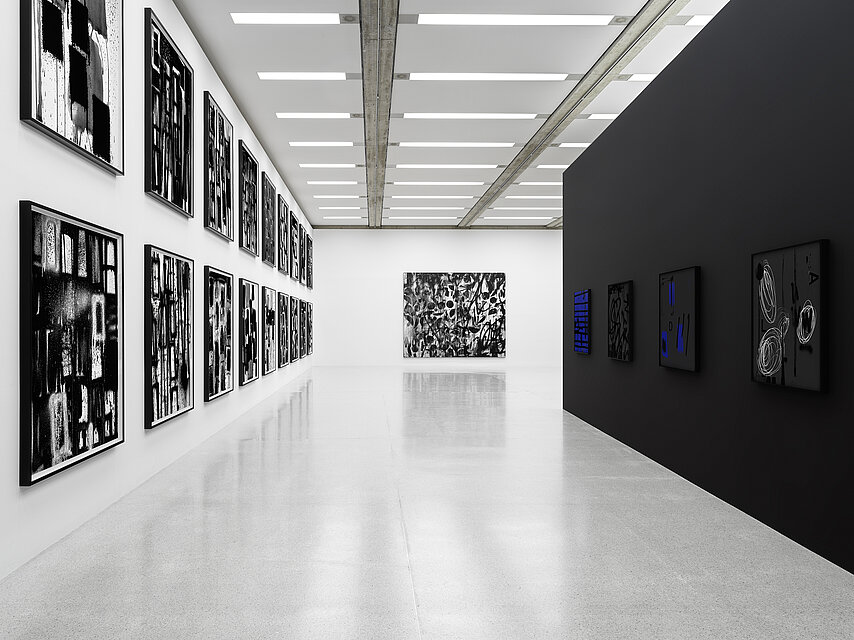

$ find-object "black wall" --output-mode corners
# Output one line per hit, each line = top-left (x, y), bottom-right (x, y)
(563, 0), (854, 574)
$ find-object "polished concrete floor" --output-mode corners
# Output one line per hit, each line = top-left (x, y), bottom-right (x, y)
(1, 367), (852, 639)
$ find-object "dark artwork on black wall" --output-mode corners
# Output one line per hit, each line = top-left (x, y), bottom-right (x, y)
(289, 295), (299, 363)
(238, 141), (258, 255)
(20, 201), (124, 486)
(752, 241), (826, 391)
(659, 267), (699, 372)
(306, 235), (314, 289)
(144, 9), (192, 217)
(299, 300), (307, 358)
(238, 278), (259, 385)
(289, 211), (299, 280)
(277, 291), (289, 367)
(261, 173), (276, 267)
(307, 302), (313, 355)
(573, 289), (591, 354)
(277, 195), (289, 275)
(204, 266), (232, 401)
(607, 281), (633, 362)
(21, 0), (124, 173)
(144, 246), (193, 429)
(203, 92), (232, 240)
(299, 224), (307, 285)
(403, 272), (506, 358)
(262, 286), (276, 375)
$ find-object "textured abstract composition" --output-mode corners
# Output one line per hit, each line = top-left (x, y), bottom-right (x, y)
(277, 291), (289, 367)
(289, 211), (299, 280)
(20, 201), (123, 486)
(262, 286), (276, 375)
(145, 246), (193, 429)
(299, 300), (307, 358)
(277, 195), (288, 275)
(203, 92), (232, 240)
(307, 302), (313, 355)
(261, 173), (276, 267)
(145, 10), (192, 216)
(306, 235), (314, 289)
(299, 224), (307, 285)
(22, 0), (124, 172)
(238, 278), (259, 385)
(752, 241), (825, 390)
(289, 295), (299, 363)
(659, 267), (699, 371)
(607, 281), (633, 362)
(238, 141), (258, 255)
(204, 266), (232, 401)
(403, 273), (506, 358)
(573, 289), (591, 355)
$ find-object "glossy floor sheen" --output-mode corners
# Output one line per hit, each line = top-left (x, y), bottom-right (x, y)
(2, 368), (853, 639)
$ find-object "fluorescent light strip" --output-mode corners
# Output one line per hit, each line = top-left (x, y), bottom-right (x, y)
(396, 164), (498, 169)
(290, 141), (354, 147)
(314, 195), (362, 199)
(278, 113), (351, 119)
(300, 163), (357, 168)
(390, 195), (473, 200)
(493, 207), (562, 211)
(323, 216), (365, 220)
(386, 216), (460, 221)
(417, 14), (614, 26)
(559, 142), (590, 148)
(483, 216), (556, 221)
(398, 142), (514, 148)
(628, 73), (657, 82)
(403, 113), (536, 120)
(587, 113), (618, 120)
(686, 15), (713, 27)
(537, 165), (569, 170)
(308, 180), (357, 185)
(520, 182), (561, 186)
(232, 13), (340, 25)
(388, 207), (464, 211)
(506, 195), (561, 200)
(319, 206), (363, 210)
(259, 72), (346, 81)
(409, 72), (567, 82)
(394, 181), (484, 186)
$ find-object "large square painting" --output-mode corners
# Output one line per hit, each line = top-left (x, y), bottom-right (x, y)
(203, 92), (232, 240)
(261, 173), (276, 267)
(573, 289), (591, 355)
(238, 141), (258, 255)
(277, 195), (289, 275)
(277, 291), (289, 367)
(607, 281), (632, 362)
(239, 278), (259, 385)
(659, 267), (699, 371)
(204, 266), (232, 401)
(262, 286), (277, 375)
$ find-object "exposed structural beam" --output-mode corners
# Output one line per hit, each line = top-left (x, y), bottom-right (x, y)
(458, 0), (690, 228)
(313, 225), (558, 231)
(359, 0), (400, 228)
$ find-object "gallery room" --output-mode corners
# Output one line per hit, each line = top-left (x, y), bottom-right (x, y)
(1, 0), (852, 637)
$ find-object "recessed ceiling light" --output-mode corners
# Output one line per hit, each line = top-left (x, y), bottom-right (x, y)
(398, 142), (514, 148)
(231, 13), (340, 25)
(388, 207), (464, 211)
(403, 113), (537, 120)
(394, 181), (484, 186)
(386, 216), (460, 220)
(686, 15), (713, 27)
(314, 195), (362, 199)
(506, 195), (562, 200)
(587, 113), (618, 120)
(319, 206), (363, 210)
(390, 195), (474, 199)
(395, 164), (498, 169)
(259, 72), (347, 81)
(290, 141), (354, 147)
(483, 216), (556, 220)
(519, 182), (561, 186)
(628, 73), (657, 82)
(278, 113), (351, 119)
(417, 14), (614, 26)
(559, 142), (590, 148)
(537, 165), (569, 170)
(308, 180), (358, 185)
(300, 163), (357, 168)
(323, 216), (365, 220)
(493, 207), (562, 211)
(409, 72), (567, 82)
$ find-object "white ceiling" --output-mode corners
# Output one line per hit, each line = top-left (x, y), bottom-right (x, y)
(173, 0), (730, 229)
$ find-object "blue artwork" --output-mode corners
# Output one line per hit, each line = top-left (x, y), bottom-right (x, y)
(659, 267), (699, 371)
(573, 289), (591, 354)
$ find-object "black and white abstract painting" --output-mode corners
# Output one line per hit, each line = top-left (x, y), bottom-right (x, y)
(307, 302), (313, 355)
(22, 0), (124, 172)
(20, 201), (124, 486)
(403, 273), (506, 358)
(289, 211), (300, 281)
(145, 9), (192, 217)
(289, 295), (299, 363)
(277, 195), (289, 275)
(299, 224), (307, 285)
(306, 235), (314, 289)
(261, 173), (276, 267)
(239, 278), (259, 385)
(144, 245), (193, 429)
(277, 291), (289, 368)
(299, 299), (307, 359)
(752, 241), (826, 391)
(659, 267), (699, 372)
(203, 92), (232, 240)
(607, 281), (633, 362)
(204, 266), (232, 401)
(573, 289), (591, 355)
(262, 286), (277, 376)
(239, 141), (258, 255)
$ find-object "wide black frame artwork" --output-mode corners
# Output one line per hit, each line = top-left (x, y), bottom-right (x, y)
(261, 286), (277, 375)
(261, 173), (276, 267)
(203, 91), (232, 241)
(20, 200), (124, 486)
(659, 266), (699, 372)
(306, 235), (314, 289)
(238, 277), (260, 385)
(21, 0), (125, 173)
(203, 266), (233, 402)
(277, 195), (289, 275)
(289, 211), (300, 281)
(573, 289), (591, 355)
(144, 245), (193, 429)
(299, 224), (307, 285)
(238, 141), (258, 256)
(277, 291), (289, 367)
(144, 9), (193, 217)
(307, 302), (313, 355)
(751, 240), (826, 391)
(607, 281), (633, 362)
(289, 295), (299, 363)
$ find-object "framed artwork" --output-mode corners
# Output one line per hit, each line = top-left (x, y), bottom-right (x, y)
(289, 295), (299, 363)
(277, 291), (289, 367)
(277, 195), (289, 275)
(573, 289), (591, 354)
(238, 278), (259, 385)
(21, 0), (124, 173)
(203, 92), (232, 240)
(307, 302), (313, 355)
(204, 266), (232, 401)
(607, 281), (633, 362)
(299, 224), (307, 284)
(238, 141), (258, 256)
(752, 241), (826, 391)
(299, 299), (307, 358)
(144, 245), (193, 429)
(306, 235), (314, 289)
(403, 273), (506, 358)
(20, 201), (124, 486)
(659, 267), (699, 371)
(262, 286), (277, 375)
(261, 173), (276, 267)
(289, 211), (299, 281)
(144, 9), (193, 217)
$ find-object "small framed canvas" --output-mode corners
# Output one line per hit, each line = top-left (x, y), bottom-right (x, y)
(262, 286), (277, 375)
(290, 212), (300, 281)
(238, 141), (258, 256)
(573, 289), (591, 354)
(204, 266), (233, 401)
(238, 278), (260, 385)
(607, 281), (633, 362)
(277, 195), (289, 275)
(306, 235), (314, 289)
(261, 173), (276, 267)
(203, 92), (233, 241)
(307, 302), (314, 355)
(277, 291), (289, 367)
(289, 295), (299, 363)
(659, 267), (699, 371)
(299, 299), (307, 358)
(299, 224), (307, 285)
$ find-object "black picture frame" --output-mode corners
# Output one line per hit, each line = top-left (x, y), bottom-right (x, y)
(203, 92), (233, 241)
(144, 245), (193, 429)
(238, 141), (259, 256)
(144, 9), (193, 217)
(262, 286), (277, 375)
(299, 224), (307, 285)
(20, 200), (125, 486)
(306, 235), (314, 289)
(573, 289), (591, 355)
(203, 265), (233, 402)
(289, 295), (299, 363)
(261, 173), (276, 267)
(607, 280), (633, 362)
(307, 302), (313, 355)
(299, 299), (307, 358)
(277, 291), (289, 367)
(658, 266), (700, 372)
(289, 211), (300, 281)
(239, 277), (260, 385)
(20, 0), (125, 174)
(277, 195), (289, 275)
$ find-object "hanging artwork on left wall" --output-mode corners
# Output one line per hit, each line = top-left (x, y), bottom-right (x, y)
(289, 295), (299, 363)
(20, 201), (124, 486)
(289, 211), (300, 281)
(144, 9), (193, 217)
(261, 173), (276, 267)
(277, 291), (289, 367)
(21, 0), (125, 173)
(262, 286), (277, 375)
(144, 245), (193, 429)
(306, 235), (314, 289)
(299, 224), (307, 285)
(299, 299), (308, 358)
(277, 195), (289, 276)
(238, 278), (259, 385)
(307, 302), (314, 355)
(204, 266), (233, 401)
(239, 141), (258, 255)
(203, 92), (232, 241)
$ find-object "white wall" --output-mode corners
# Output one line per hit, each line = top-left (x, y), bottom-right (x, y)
(0, 0), (314, 579)
(313, 230), (562, 368)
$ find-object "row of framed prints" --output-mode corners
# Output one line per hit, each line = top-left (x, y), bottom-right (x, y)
(20, 3), (313, 287)
(20, 200), (313, 487)
(572, 239), (826, 392)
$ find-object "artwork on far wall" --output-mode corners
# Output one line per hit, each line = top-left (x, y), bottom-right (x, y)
(752, 240), (826, 391)
(277, 195), (289, 276)
(403, 273), (506, 358)
(144, 9), (193, 217)
(277, 291), (289, 367)
(607, 281), (633, 362)
(262, 286), (277, 375)
(659, 266), (699, 371)
(299, 299), (307, 358)
(261, 173), (276, 267)
(238, 278), (259, 385)
(289, 211), (300, 280)
(299, 224), (307, 285)
(144, 245), (193, 429)
(20, 201), (124, 486)
(204, 266), (233, 401)
(289, 295), (299, 363)
(573, 289), (591, 355)
(21, 0), (125, 173)
(238, 141), (258, 255)
(203, 92), (232, 240)
(307, 302), (313, 355)
(306, 235), (314, 289)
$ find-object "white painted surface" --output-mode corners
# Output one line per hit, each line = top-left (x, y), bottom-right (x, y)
(0, 0), (313, 579)
(313, 229), (562, 368)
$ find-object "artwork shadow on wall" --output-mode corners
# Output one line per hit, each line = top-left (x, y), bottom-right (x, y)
(659, 266), (699, 372)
